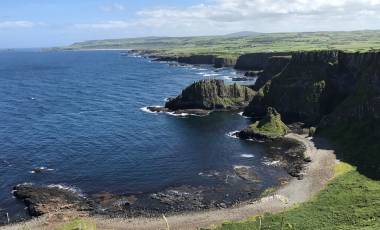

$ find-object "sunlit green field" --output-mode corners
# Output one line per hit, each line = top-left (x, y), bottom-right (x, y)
(67, 30), (380, 57)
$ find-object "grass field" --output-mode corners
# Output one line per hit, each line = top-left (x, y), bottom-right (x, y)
(211, 162), (380, 230)
(67, 30), (380, 57)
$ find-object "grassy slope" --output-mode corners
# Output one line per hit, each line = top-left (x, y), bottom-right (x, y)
(67, 30), (380, 57)
(246, 108), (289, 138)
(212, 163), (380, 230)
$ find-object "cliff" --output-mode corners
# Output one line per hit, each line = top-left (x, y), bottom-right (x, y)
(165, 79), (256, 110)
(242, 50), (380, 178)
(234, 52), (291, 70)
(154, 54), (237, 68)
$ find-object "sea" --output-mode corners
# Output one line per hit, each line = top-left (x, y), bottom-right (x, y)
(0, 50), (288, 223)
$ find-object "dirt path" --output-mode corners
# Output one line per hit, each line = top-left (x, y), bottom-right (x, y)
(2, 134), (336, 230)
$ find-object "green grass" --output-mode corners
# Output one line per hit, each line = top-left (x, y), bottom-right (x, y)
(245, 107), (289, 138)
(66, 30), (380, 57)
(212, 163), (380, 230)
(56, 218), (96, 230)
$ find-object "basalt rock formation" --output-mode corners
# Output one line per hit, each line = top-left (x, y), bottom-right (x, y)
(243, 50), (380, 178)
(234, 52), (291, 70)
(154, 54), (237, 68)
(238, 107), (289, 140)
(13, 184), (93, 216)
(165, 79), (256, 111)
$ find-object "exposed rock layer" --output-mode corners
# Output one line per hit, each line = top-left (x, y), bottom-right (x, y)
(165, 79), (256, 111)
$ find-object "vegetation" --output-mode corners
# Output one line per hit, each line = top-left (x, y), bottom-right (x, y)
(244, 107), (289, 138)
(320, 120), (380, 180)
(66, 30), (380, 58)
(56, 218), (96, 230)
(210, 162), (380, 230)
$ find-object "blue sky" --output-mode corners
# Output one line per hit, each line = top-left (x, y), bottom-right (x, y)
(1, 0), (380, 48)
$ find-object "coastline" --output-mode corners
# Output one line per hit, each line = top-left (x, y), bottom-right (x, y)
(2, 133), (336, 230)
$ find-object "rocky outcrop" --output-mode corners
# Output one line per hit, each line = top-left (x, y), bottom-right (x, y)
(165, 79), (256, 111)
(13, 184), (93, 216)
(154, 54), (237, 68)
(238, 107), (289, 140)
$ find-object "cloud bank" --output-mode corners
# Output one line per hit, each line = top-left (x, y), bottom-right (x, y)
(76, 0), (380, 35)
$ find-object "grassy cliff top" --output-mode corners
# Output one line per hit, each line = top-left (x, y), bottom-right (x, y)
(66, 30), (380, 58)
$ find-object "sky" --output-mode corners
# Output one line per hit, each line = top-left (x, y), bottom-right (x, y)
(1, 0), (380, 48)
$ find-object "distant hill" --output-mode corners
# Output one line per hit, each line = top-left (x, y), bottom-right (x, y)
(224, 31), (261, 37)
(65, 30), (380, 56)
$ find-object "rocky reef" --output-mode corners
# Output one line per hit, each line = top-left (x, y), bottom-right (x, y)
(238, 107), (289, 140)
(13, 184), (93, 216)
(165, 79), (256, 111)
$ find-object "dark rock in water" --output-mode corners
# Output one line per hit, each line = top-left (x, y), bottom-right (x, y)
(13, 184), (93, 216)
(30, 167), (53, 174)
(171, 109), (211, 116)
(232, 77), (250, 82)
(165, 79), (256, 111)
(245, 70), (263, 77)
(238, 107), (289, 140)
(265, 138), (307, 179)
(233, 166), (260, 182)
(146, 106), (169, 113)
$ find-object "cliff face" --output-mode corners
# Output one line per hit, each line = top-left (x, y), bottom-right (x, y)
(244, 51), (340, 123)
(165, 79), (256, 110)
(154, 54), (237, 68)
(242, 50), (380, 178)
(253, 56), (292, 90)
(235, 52), (291, 70)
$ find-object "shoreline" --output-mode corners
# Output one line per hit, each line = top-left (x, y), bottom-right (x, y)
(2, 133), (336, 230)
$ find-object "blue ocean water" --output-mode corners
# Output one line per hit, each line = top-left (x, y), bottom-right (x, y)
(0, 50), (287, 222)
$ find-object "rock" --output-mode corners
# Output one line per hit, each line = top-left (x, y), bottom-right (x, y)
(146, 106), (169, 113)
(171, 109), (211, 116)
(13, 184), (93, 216)
(238, 107), (289, 140)
(165, 79), (256, 111)
(233, 166), (260, 182)
(244, 70), (263, 77)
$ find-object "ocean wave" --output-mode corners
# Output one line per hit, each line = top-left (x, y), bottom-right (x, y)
(140, 106), (163, 114)
(47, 184), (85, 197)
(166, 111), (209, 118)
(237, 112), (250, 119)
(203, 73), (220, 77)
(29, 166), (54, 174)
(240, 154), (255, 158)
(262, 158), (282, 167)
(226, 131), (239, 139)
(233, 165), (252, 170)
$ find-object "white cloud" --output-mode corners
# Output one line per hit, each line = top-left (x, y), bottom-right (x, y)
(99, 3), (126, 12)
(135, 0), (380, 33)
(0, 20), (38, 29)
(74, 0), (380, 34)
(74, 20), (133, 29)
